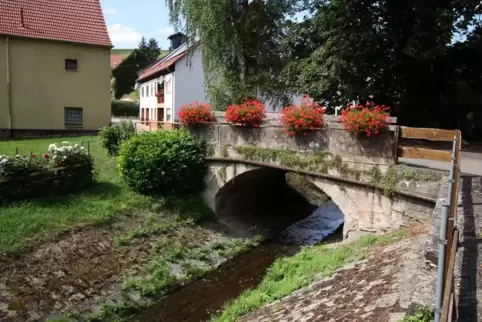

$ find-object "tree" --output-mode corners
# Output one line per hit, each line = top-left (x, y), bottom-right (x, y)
(165, 0), (300, 110)
(138, 37), (148, 55)
(147, 38), (161, 62)
(280, 0), (482, 137)
(112, 50), (150, 99)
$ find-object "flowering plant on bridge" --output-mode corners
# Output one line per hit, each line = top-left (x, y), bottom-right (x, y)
(339, 100), (391, 137)
(225, 99), (266, 127)
(280, 95), (325, 136)
(178, 102), (215, 126)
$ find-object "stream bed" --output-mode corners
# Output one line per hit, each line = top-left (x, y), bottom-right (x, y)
(132, 201), (344, 322)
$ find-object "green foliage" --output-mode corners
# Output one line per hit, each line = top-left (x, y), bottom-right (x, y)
(401, 307), (434, 322)
(111, 100), (139, 116)
(122, 256), (176, 296)
(99, 121), (136, 156)
(154, 195), (215, 224)
(166, 0), (298, 110)
(213, 231), (406, 322)
(138, 37), (162, 63)
(232, 146), (360, 178)
(118, 130), (208, 196)
(182, 262), (207, 279)
(112, 49), (150, 99)
(0, 136), (150, 253)
(281, 1), (482, 138)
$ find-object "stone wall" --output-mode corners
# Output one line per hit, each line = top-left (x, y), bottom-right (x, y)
(188, 123), (397, 172)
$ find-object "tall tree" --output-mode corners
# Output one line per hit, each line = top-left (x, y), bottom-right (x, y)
(165, 0), (300, 110)
(138, 37), (148, 54)
(147, 38), (161, 62)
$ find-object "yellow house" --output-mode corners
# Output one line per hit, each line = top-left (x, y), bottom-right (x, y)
(0, 0), (112, 138)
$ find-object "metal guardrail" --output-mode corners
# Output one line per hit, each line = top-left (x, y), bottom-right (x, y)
(434, 135), (461, 322)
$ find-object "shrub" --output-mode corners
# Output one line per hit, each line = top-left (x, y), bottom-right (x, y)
(225, 99), (265, 127)
(111, 100), (139, 117)
(0, 142), (94, 202)
(280, 95), (325, 136)
(339, 100), (391, 137)
(118, 130), (208, 196)
(178, 102), (215, 126)
(99, 121), (136, 156)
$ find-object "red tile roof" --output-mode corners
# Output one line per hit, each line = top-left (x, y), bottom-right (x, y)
(110, 54), (123, 69)
(0, 0), (112, 47)
(137, 53), (186, 83)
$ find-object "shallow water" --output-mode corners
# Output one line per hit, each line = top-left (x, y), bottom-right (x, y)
(132, 201), (344, 322)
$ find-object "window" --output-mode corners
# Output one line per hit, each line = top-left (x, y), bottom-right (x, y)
(64, 107), (83, 126)
(147, 85), (150, 97)
(65, 59), (78, 70)
(142, 86), (145, 98)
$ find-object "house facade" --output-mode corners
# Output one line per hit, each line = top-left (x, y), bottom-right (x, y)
(0, 0), (112, 138)
(136, 33), (303, 129)
(137, 34), (207, 129)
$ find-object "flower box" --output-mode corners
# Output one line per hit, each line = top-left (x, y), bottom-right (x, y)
(225, 99), (266, 127)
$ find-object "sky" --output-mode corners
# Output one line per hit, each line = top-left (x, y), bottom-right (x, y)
(101, 0), (174, 49)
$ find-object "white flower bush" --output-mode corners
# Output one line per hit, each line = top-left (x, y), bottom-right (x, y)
(46, 142), (90, 168)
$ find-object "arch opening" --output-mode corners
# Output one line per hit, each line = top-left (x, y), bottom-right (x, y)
(214, 167), (344, 245)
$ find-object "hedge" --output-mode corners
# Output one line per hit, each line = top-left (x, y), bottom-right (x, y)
(112, 100), (139, 117)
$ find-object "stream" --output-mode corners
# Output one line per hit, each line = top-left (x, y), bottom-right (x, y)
(133, 201), (344, 322)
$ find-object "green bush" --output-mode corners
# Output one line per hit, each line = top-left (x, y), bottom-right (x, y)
(118, 130), (208, 196)
(99, 121), (136, 156)
(111, 100), (139, 116)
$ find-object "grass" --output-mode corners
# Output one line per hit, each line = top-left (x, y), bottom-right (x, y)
(0, 136), (151, 252)
(110, 49), (170, 60)
(211, 230), (406, 322)
(400, 306), (434, 322)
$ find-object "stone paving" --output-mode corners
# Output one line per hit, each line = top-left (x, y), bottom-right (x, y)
(241, 228), (428, 322)
(454, 175), (482, 321)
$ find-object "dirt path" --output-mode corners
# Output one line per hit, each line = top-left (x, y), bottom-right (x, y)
(239, 231), (427, 322)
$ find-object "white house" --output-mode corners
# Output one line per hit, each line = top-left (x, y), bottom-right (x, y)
(136, 32), (302, 128)
(136, 33), (207, 129)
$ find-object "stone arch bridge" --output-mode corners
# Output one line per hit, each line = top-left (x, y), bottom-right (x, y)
(187, 122), (440, 240)
(202, 157), (436, 240)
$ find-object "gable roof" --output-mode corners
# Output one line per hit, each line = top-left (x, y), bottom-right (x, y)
(137, 41), (200, 83)
(110, 54), (123, 69)
(0, 0), (112, 47)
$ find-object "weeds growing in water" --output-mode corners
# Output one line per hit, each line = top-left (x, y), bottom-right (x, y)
(182, 262), (208, 279)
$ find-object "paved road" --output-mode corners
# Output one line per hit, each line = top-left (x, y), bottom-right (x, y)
(400, 151), (482, 176)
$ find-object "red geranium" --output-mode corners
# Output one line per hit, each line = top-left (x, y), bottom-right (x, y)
(225, 99), (265, 127)
(339, 99), (391, 137)
(178, 102), (215, 126)
(281, 95), (325, 136)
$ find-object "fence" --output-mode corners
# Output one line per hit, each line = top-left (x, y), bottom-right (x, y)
(396, 127), (461, 322)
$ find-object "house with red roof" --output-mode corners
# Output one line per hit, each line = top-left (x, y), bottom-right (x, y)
(136, 33), (207, 129)
(0, 0), (112, 138)
(110, 54), (124, 69)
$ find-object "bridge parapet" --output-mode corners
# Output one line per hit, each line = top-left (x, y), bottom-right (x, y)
(188, 123), (397, 175)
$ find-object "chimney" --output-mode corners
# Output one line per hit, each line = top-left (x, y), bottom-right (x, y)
(167, 32), (186, 52)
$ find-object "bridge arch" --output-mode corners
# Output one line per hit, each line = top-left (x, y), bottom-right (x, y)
(202, 159), (432, 239)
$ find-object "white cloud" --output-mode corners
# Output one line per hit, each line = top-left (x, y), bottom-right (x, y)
(156, 26), (175, 36)
(108, 24), (142, 48)
(104, 7), (118, 15)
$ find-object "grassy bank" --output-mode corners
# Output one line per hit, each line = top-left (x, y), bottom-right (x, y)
(212, 231), (406, 322)
(0, 136), (150, 252)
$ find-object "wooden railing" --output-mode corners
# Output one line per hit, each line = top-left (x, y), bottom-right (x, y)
(396, 126), (461, 322)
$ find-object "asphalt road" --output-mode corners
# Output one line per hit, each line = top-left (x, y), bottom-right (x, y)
(400, 151), (482, 176)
